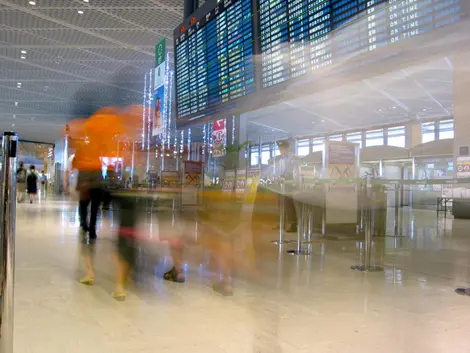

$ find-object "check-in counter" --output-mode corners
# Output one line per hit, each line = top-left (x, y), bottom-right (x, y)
(452, 198), (470, 219)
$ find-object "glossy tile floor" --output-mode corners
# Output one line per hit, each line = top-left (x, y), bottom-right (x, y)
(13, 198), (470, 353)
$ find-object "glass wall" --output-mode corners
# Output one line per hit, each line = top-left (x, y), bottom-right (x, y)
(250, 147), (259, 167)
(387, 126), (406, 147)
(365, 129), (384, 147)
(438, 119), (454, 140)
(329, 134), (343, 141)
(312, 137), (324, 152)
(346, 132), (362, 147)
(421, 118), (454, 143)
(297, 139), (310, 156)
(422, 122), (436, 143)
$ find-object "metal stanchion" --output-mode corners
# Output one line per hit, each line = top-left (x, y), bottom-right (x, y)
(0, 132), (18, 353)
(287, 202), (311, 256)
(394, 183), (401, 237)
(271, 180), (295, 245)
(351, 185), (383, 272)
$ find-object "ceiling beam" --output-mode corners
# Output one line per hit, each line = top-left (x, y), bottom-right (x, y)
(282, 101), (346, 129)
(362, 79), (412, 112)
(70, 0), (174, 41)
(247, 121), (289, 134)
(401, 69), (451, 116)
(0, 79), (87, 83)
(0, 27), (175, 31)
(0, 54), (143, 94)
(0, 6), (183, 11)
(1, 44), (156, 49)
(144, 0), (184, 16)
(0, 1), (154, 56)
(0, 83), (68, 101)
(0, 24), (154, 71)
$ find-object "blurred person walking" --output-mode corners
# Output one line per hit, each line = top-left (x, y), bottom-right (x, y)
(26, 165), (38, 204)
(39, 170), (47, 199)
(102, 165), (119, 210)
(70, 67), (146, 296)
(16, 161), (27, 203)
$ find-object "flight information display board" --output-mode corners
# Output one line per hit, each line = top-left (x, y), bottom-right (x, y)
(175, 0), (255, 120)
(259, 0), (462, 88)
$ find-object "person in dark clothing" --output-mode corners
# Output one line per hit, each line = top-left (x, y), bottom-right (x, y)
(76, 167), (103, 239)
(74, 156), (103, 286)
(26, 165), (38, 204)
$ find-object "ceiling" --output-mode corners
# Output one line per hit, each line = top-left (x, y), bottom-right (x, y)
(244, 56), (455, 143)
(0, 0), (184, 142)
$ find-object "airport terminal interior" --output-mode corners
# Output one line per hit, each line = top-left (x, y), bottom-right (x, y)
(2, 0), (470, 352)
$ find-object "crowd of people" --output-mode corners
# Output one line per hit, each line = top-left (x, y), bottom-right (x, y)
(16, 161), (47, 204)
(71, 141), (247, 302)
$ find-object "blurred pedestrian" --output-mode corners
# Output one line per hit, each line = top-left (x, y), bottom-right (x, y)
(74, 151), (103, 240)
(16, 161), (27, 203)
(102, 165), (119, 210)
(39, 170), (47, 199)
(26, 165), (38, 204)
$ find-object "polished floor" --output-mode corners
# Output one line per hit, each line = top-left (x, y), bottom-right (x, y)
(13, 198), (470, 353)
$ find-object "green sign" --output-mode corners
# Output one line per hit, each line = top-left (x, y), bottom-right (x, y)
(155, 39), (166, 67)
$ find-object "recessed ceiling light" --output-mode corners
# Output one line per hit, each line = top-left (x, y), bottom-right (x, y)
(14, 102), (18, 106)
(320, 119), (325, 123)
(28, 1), (36, 5)
(11, 124), (15, 127)
(83, 0), (89, 2)
(21, 50), (27, 54)
(20, 55), (26, 60)
(77, 10), (84, 14)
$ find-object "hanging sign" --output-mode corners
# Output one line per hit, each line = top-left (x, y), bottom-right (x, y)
(212, 119), (226, 157)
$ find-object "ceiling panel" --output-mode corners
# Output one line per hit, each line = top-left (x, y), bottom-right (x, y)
(0, 0), (181, 142)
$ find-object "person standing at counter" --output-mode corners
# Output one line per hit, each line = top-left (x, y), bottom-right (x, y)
(272, 140), (300, 233)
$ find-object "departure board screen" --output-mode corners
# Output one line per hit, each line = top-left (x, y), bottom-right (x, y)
(259, 0), (463, 88)
(175, 0), (255, 120)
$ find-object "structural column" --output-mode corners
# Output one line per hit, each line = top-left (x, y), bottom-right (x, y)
(405, 120), (422, 149)
(453, 52), (470, 176)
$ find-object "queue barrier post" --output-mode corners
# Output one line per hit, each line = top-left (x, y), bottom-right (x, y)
(271, 180), (296, 245)
(351, 184), (383, 272)
(0, 132), (18, 353)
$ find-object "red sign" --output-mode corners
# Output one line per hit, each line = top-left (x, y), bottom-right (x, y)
(212, 119), (226, 158)
(213, 119), (225, 131)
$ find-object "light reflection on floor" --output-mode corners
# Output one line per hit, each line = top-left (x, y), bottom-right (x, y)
(13, 200), (470, 353)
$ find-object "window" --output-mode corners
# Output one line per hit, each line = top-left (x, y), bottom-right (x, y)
(387, 126), (405, 147)
(439, 119), (454, 140)
(329, 134), (343, 141)
(297, 139), (310, 156)
(346, 132), (362, 148)
(261, 145), (270, 165)
(366, 129), (384, 147)
(250, 147), (259, 167)
(422, 122), (435, 143)
(311, 137), (324, 153)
